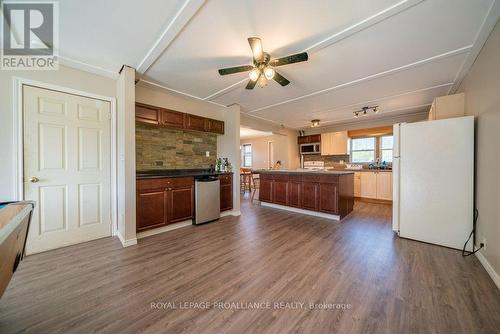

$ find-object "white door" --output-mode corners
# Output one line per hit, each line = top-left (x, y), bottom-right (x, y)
(23, 85), (112, 254)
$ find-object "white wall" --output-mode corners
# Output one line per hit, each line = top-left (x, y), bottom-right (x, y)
(136, 82), (241, 215)
(457, 20), (500, 286)
(0, 65), (117, 202)
(241, 131), (299, 170)
(240, 113), (300, 170)
(116, 66), (137, 245)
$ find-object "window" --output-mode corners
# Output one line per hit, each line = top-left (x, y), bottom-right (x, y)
(380, 135), (393, 163)
(242, 144), (252, 167)
(350, 137), (376, 163)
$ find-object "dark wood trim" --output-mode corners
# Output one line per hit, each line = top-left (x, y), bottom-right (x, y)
(347, 126), (393, 138)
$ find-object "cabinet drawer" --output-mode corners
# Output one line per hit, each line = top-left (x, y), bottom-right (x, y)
(137, 178), (171, 190)
(169, 177), (194, 189)
(219, 174), (232, 184)
(288, 174), (302, 182)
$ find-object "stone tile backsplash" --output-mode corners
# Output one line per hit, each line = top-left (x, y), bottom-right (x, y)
(136, 122), (217, 170)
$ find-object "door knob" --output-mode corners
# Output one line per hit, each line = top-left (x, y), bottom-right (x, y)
(29, 176), (39, 183)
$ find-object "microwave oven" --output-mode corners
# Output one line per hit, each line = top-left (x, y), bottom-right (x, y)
(300, 143), (320, 154)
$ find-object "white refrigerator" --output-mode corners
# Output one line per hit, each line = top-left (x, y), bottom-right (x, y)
(392, 116), (474, 251)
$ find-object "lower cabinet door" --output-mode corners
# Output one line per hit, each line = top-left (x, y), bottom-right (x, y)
(288, 182), (301, 207)
(220, 183), (233, 211)
(259, 178), (273, 202)
(169, 186), (193, 223)
(319, 183), (338, 214)
(273, 180), (288, 205)
(136, 190), (167, 231)
(301, 183), (319, 211)
(360, 172), (377, 199)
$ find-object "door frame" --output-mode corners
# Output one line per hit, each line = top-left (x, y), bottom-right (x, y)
(12, 77), (118, 237)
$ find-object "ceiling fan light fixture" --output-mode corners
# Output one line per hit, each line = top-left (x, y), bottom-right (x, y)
(264, 67), (275, 80)
(249, 68), (260, 81)
(311, 119), (320, 128)
(257, 75), (267, 88)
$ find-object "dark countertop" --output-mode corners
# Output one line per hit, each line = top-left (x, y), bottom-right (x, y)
(136, 169), (233, 179)
(255, 169), (354, 175)
(340, 169), (392, 172)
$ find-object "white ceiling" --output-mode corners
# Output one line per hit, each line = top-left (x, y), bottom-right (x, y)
(57, 0), (500, 128)
(240, 127), (273, 140)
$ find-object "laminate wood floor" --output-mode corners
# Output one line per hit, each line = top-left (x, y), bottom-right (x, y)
(1, 199), (499, 334)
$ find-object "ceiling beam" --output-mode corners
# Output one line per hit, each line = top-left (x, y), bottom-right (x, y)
(247, 45), (472, 114)
(301, 83), (454, 118)
(138, 79), (227, 108)
(204, 0), (424, 101)
(448, 0), (500, 94)
(136, 0), (206, 74)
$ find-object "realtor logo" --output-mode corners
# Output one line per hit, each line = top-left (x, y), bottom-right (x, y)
(1, 1), (59, 70)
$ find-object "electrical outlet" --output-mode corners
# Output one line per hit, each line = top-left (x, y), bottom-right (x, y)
(206, 151), (210, 157)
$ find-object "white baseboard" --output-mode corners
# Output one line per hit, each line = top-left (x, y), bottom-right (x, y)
(137, 220), (192, 239)
(260, 202), (340, 221)
(476, 251), (500, 290)
(116, 231), (137, 247)
(221, 210), (241, 217)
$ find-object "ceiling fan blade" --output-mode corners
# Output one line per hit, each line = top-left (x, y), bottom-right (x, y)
(245, 79), (257, 89)
(273, 71), (290, 86)
(218, 65), (253, 76)
(248, 37), (264, 62)
(270, 52), (308, 67)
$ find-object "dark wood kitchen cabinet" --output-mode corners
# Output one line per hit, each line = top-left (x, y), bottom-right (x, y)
(135, 102), (225, 135)
(219, 174), (233, 211)
(136, 177), (194, 232)
(161, 108), (185, 129)
(168, 178), (194, 223)
(319, 183), (338, 214)
(301, 183), (319, 211)
(205, 118), (224, 134)
(258, 172), (354, 219)
(297, 134), (321, 144)
(259, 175), (273, 202)
(136, 189), (167, 231)
(184, 114), (206, 132)
(272, 177), (289, 205)
(135, 103), (161, 125)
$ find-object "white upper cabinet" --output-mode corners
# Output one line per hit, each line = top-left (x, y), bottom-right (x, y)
(321, 131), (348, 156)
(428, 93), (464, 121)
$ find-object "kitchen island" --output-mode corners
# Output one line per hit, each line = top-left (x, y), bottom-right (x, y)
(257, 170), (354, 220)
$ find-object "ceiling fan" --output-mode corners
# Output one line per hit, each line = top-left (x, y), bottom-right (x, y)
(218, 37), (308, 89)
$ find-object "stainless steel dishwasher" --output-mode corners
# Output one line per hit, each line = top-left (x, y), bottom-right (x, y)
(194, 176), (220, 224)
